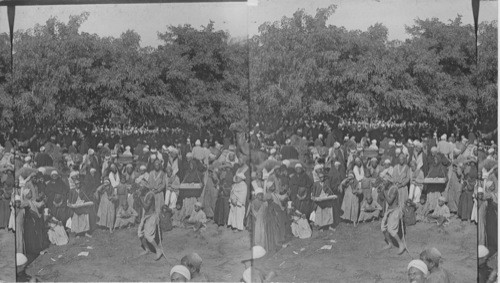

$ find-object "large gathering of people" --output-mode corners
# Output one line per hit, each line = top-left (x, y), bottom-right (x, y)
(0, 123), (497, 282)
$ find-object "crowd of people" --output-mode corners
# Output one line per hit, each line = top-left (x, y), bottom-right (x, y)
(0, 125), (497, 282)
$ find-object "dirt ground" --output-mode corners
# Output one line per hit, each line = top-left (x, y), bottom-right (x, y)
(0, 229), (16, 282)
(26, 216), (476, 282)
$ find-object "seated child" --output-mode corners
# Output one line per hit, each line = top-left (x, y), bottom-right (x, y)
(402, 199), (417, 226)
(46, 213), (69, 246)
(291, 210), (312, 239)
(358, 195), (382, 222)
(428, 196), (450, 226)
(159, 205), (173, 232)
(172, 203), (184, 228)
(184, 202), (207, 232)
(114, 202), (138, 229)
(415, 195), (430, 222)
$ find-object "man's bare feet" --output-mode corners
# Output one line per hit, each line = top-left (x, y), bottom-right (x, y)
(139, 250), (149, 257)
(382, 243), (393, 250)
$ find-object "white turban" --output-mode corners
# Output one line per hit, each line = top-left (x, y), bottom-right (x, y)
(441, 134), (447, 141)
(40, 146), (46, 152)
(371, 139), (377, 144)
(295, 163), (303, 168)
(38, 167), (46, 174)
(24, 156), (31, 162)
(194, 202), (202, 207)
(139, 165), (147, 171)
(431, 147), (438, 152)
(162, 145), (168, 151)
(388, 140), (395, 146)
(334, 142), (341, 149)
(396, 142), (403, 147)
(395, 148), (402, 154)
(195, 139), (201, 146)
(150, 154), (157, 160)
(282, 160), (290, 167)
(254, 187), (264, 195)
(478, 187), (485, 193)
(488, 148), (495, 154)
(14, 195), (21, 201)
(88, 149), (95, 155)
(407, 259), (429, 275)
(478, 245), (489, 258)
(143, 147), (149, 152)
(270, 148), (277, 154)
(334, 161), (341, 166)
(125, 146), (131, 151)
(438, 196), (446, 202)
(170, 265), (191, 280)
(16, 253), (28, 267)
(384, 159), (391, 164)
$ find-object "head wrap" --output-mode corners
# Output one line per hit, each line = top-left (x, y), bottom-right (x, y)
(16, 253), (28, 267)
(285, 139), (291, 145)
(170, 265), (191, 280)
(407, 259), (429, 275)
(314, 164), (324, 172)
(478, 245), (489, 258)
(408, 139), (413, 145)
(333, 142), (340, 149)
(143, 147), (149, 152)
(14, 195), (21, 201)
(24, 156), (31, 162)
(88, 149), (95, 155)
(371, 139), (377, 144)
(384, 159), (391, 164)
(295, 163), (303, 169)
(334, 161), (341, 166)
(395, 148), (402, 155)
(195, 139), (201, 146)
(125, 146), (131, 151)
(270, 148), (276, 154)
(139, 165), (147, 171)
(441, 134), (447, 141)
(396, 142), (403, 147)
(150, 154), (157, 160)
(194, 202), (202, 207)
(318, 134), (323, 139)
(70, 171), (79, 178)
(90, 168), (97, 173)
(50, 170), (59, 176)
(162, 145), (168, 151)
(40, 146), (46, 152)
(388, 140), (395, 146)
(478, 187), (485, 193)
(254, 187), (264, 195)
(438, 196), (446, 202)
(371, 157), (378, 163)
(38, 167), (46, 174)
(97, 142), (103, 147)
(488, 148), (495, 154)
(431, 147), (438, 153)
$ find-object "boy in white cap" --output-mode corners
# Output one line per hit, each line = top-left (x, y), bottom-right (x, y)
(170, 265), (191, 282)
(184, 202), (207, 232)
(428, 196), (450, 226)
(407, 259), (428, 283)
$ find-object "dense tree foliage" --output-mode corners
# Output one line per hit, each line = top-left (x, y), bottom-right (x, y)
(0, 7), (496, 141)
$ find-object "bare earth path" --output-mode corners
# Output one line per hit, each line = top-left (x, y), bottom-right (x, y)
(27, 217), (475, 282)
(0, 229), (16, 282)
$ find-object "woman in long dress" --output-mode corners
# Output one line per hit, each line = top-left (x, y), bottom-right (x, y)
(227, 171), (248, 232)
(311, 169), (335, 231)
(340, 172), (361, 225)
(67, 179), (92, 238)
(96, 179), (117, 232)
(23, 189), (49, 256)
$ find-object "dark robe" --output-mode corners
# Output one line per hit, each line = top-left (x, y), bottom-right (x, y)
(23, 205), (49, 256)
(289, 172), (313, 202)
(35, 152), (53, 167)
(328, 166), (343, 227)
(280, 145), (299, 160)
(45, 179), (69, 211)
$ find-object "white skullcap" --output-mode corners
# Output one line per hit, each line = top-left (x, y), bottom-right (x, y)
(170, 265), (191, 280)
(295, 163), (303, 168)
(388, 140), (395, 146)
(143, 147), (149, 152)
(334, 142), (341, 149)
(38, 167), (46, 174)
(438, 196), (446, 202)
(396, 142), (403, 147)
(270, 148), (276, 154)
(254, 187), (264, 195)
(334, 161), (341, 166)
(88, 148), (95, 155)
(371, 139), (377, 144)
(488, 148), (495, 154)
(139, 165), (147, 170)
(186, 152), (193, 158)
(384, 159), (391, 164)
(318, 134), (323, 138)
(478, 245), (489, 258)
(441, 134), (447, 141)
(282, 160), (290, 167)
(125, 146), (131, 150)
(431, 147), (438, 152)
(408, 139), (413, 144)
(194, 202), (202, 207)
(90, 168), (97, 173)
(97, 142), (103, 147)
(24, 156), (31, 162)
(16, 253), (28, 266)
(72, 140), (77, 145)
(150, 154), (157, 160)
(50, 170), (59, 176)
(252, 245), (266, 259)
(195, 139), (201, 146)
(286, 139), (291, 145)
(162, 145), (168, 151)
(14, 195), (21, 201)
(395, 148), (402, 154)
(40, 146), (45, 152)
(478, 187), (485, 193)
(151, 149), (157, 153)
(407, 259), (429, 275)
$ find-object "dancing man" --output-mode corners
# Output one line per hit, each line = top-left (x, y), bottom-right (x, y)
(381, 181), (406, 255)
(138, 185), (163, 260)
